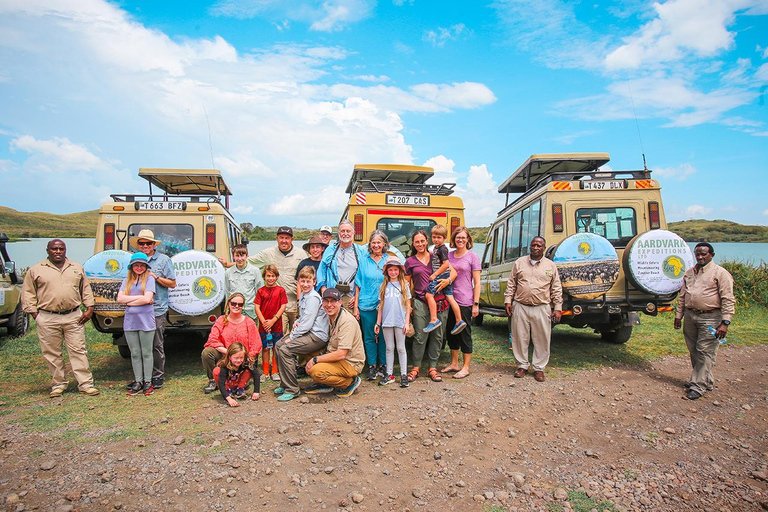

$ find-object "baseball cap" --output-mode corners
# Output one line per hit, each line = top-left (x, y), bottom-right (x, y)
(322, 288), (342, 301)
(320, 225), (333, 234)
(276, 226), (293, 236)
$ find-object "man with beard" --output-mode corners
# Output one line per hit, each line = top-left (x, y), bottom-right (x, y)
(317, 220), (365, 313)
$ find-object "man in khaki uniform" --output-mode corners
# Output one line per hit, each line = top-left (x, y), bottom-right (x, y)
(246, 226), (308, 331)
(504, 237), (563, 382)
(674, 242), (735, 400)
(304, 288), (364, 397)
(22, 239), (100, 397)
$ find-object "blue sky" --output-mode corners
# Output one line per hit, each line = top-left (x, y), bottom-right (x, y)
(1, 0), (767, 228)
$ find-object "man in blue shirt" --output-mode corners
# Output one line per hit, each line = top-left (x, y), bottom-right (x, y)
(130, 229), (176, 389)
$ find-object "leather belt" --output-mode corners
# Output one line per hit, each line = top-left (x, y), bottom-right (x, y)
(39, 307), (79, 315)
(690, 308), (718, 314)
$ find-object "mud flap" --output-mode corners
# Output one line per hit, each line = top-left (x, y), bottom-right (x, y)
(624, 312), (640, 326)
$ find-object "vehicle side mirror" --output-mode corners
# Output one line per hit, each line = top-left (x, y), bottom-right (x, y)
(5, 261), (15, 275)
(241, 236), (249, 245)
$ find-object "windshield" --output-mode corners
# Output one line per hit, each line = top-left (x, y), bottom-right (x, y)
(376, 218), (437, 256)
(575, 207), (636, 247)
(128, 223), (193, 257)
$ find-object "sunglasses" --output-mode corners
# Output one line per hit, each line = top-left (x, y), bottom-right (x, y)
(229, 302), (244, 308)
(137, 241), (155, 246)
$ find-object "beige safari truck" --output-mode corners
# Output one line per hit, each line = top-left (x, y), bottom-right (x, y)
(0, 233), (29, 337)
(341, 164), (465, 254)
(478, 153), (678, 344)
(92, 168), (244, 356)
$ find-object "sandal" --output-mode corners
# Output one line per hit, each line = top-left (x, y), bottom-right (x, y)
(453, 371), (470, 379)
(427, 368), (443, 382)
(407, 367), (420, 382)
(440, 366), (460, 374)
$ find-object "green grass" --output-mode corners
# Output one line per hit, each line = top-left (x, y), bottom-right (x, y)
(0, 206), (99, 238)
(1, 305), (766, 442)
(547, 490), (618, 512)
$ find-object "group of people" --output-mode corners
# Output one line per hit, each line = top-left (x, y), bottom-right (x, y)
(20, 225), (734, 404)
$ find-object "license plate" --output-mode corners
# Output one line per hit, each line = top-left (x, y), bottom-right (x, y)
(386, 195), (430, 206)
(582, 181), (625, 190)
(136, 201), (186, 211)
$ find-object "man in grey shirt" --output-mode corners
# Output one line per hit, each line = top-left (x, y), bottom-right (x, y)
(317, 220), (365, 313)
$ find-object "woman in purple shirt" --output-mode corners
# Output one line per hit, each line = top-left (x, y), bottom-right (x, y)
(440, 227), (481, 379)
(118, 252), (156, 396)
(404, 230), (455, 383)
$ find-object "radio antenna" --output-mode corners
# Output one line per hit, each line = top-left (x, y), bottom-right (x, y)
(202, 103), (216, 170)
(627, 82), (647, 171)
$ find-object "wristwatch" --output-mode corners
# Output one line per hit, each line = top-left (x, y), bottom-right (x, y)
(721, 320), (730, 326)
(473, 302), (479, 306)
(313, 356), (318, 364)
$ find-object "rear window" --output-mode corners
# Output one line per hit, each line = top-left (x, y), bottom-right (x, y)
(575, 207), (636, 247)
(376, 218), (436, 255)
(129, 224), (193, 257)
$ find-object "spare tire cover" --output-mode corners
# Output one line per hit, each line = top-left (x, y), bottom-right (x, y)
(83, 250), (132, 317)
(623, 230), (694, 295)
(168, 250), (226, 316)
(552, 233), (620, 300)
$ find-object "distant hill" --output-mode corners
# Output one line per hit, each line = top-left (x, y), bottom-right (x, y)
(0, 206), (99, 238)
(667, 219), (768, 243)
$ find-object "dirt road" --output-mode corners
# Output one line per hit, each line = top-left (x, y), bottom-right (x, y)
(1, 345), (766, 511)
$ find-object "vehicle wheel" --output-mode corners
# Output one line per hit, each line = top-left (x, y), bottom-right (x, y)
(601, 325), (633, 344)
(473, 313), (484, 326)
(117, 344), (131, 359)
(8, 303), (30, 337)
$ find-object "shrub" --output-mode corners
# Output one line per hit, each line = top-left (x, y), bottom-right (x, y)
(720, 261), (768, 308)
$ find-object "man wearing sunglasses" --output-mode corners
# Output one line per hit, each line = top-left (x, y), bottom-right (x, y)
(129, 229), (176, 390)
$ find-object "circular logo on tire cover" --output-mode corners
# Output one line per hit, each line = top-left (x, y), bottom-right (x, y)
(84, 250), (132, 318)
(168, 250), (225, 316)
(552, 233), (619, 300)
(624, 230), (694, 295)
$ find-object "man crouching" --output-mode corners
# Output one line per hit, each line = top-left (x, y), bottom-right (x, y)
(304, 288), (365, 397)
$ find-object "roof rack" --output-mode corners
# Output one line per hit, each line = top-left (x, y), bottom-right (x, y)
(138, 168), (233, 196)
(498, 153), (611, 195)
(346, 164), (455, 196)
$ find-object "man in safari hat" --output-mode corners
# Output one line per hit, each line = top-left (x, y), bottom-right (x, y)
(128, 229), (176, 390)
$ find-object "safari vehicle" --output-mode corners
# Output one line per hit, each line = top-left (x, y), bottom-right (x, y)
(478, 153), (677, 344)
(341, 164), (465, 254)
(0, 233), (29, 337)
(92, 168), (244, 356)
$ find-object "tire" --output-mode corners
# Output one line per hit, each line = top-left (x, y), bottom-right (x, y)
(117, 344), (131, 359)
(601, 325), (633, 344)
(7, 302), (29, 337)
(472, 313), (484, 326)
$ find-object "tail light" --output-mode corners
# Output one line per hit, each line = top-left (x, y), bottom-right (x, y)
(450, 216), (460, 237)
(354, 214), (364, 242)
(648, 202), (660, 229)
(552, 204), (564, 232)
(206, 223), (216, 252)
(104, 223), (115, 250)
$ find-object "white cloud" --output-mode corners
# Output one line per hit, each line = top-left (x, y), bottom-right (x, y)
(352, 74), (390, 82)
(764, 209), (768, 216)
(10, 135), (114, 172)
(231, 205), (254, 215)
(423, 155), (459, 183)
(0, 159), (20, 173)
(653, 163), (697, 181)
(326, 82), (497, 113)
(214, 151), (275, 178)
(423, 24), (469, 48)
(210, 0), (374, 31)
(269, 185), (348, 215)
(686, 204), (713, 217)
(553, 130), (597, 145)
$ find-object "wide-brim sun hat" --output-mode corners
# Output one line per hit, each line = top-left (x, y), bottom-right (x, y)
(382, 255), (405, 274)
(129, 252), (150, 267)
(303, 235), (329, 252)
(129, 229), (160, 248)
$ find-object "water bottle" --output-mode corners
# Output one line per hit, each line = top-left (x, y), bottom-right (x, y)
(707, 326), (727, 345)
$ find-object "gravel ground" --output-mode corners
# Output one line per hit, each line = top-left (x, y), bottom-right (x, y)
(1, 345), (766, 512)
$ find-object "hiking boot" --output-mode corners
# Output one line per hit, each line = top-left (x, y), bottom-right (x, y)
(80, 387), (100, 396)
(367, 366), (378, 381)
(379, 374), (395, 386)
(335, 375), (361, 397)
(204, 379), (217, 394)
(151, 378), (164, 390)
(126, 382), (143, 396)
(423, 320), (442, 333)
(49, 384), (67, 398)
(400, 374), (409, 388)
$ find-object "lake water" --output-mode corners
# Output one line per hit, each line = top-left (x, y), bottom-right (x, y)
(8, 238), (768, 270)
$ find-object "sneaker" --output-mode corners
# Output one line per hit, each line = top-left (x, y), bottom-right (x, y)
(367, 366), (378, 381)
(125, 380), (137, 390)
(204, 379), (217, 394)
(277, 392), (299, 402)
(377, 365), (386, 378)
(126, 382), (143, 396)
(400, 374), (409, 388)
(423, 320), (442, 333)
(49, 384), (67, 398)
(335, 375), (361, 397)
(304, 383), (334, 394)
(143, 383), (154, 396)
(151, 378), (164, 390)
(80, 387), (100, 396)
(450, 320), (467, 335)
(379, 375), (395, 386)
(273, 386), (286, 395)
(271, 373), (281, 381)
(233, 388), (246, 399)
(260, 373), (267, 383)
